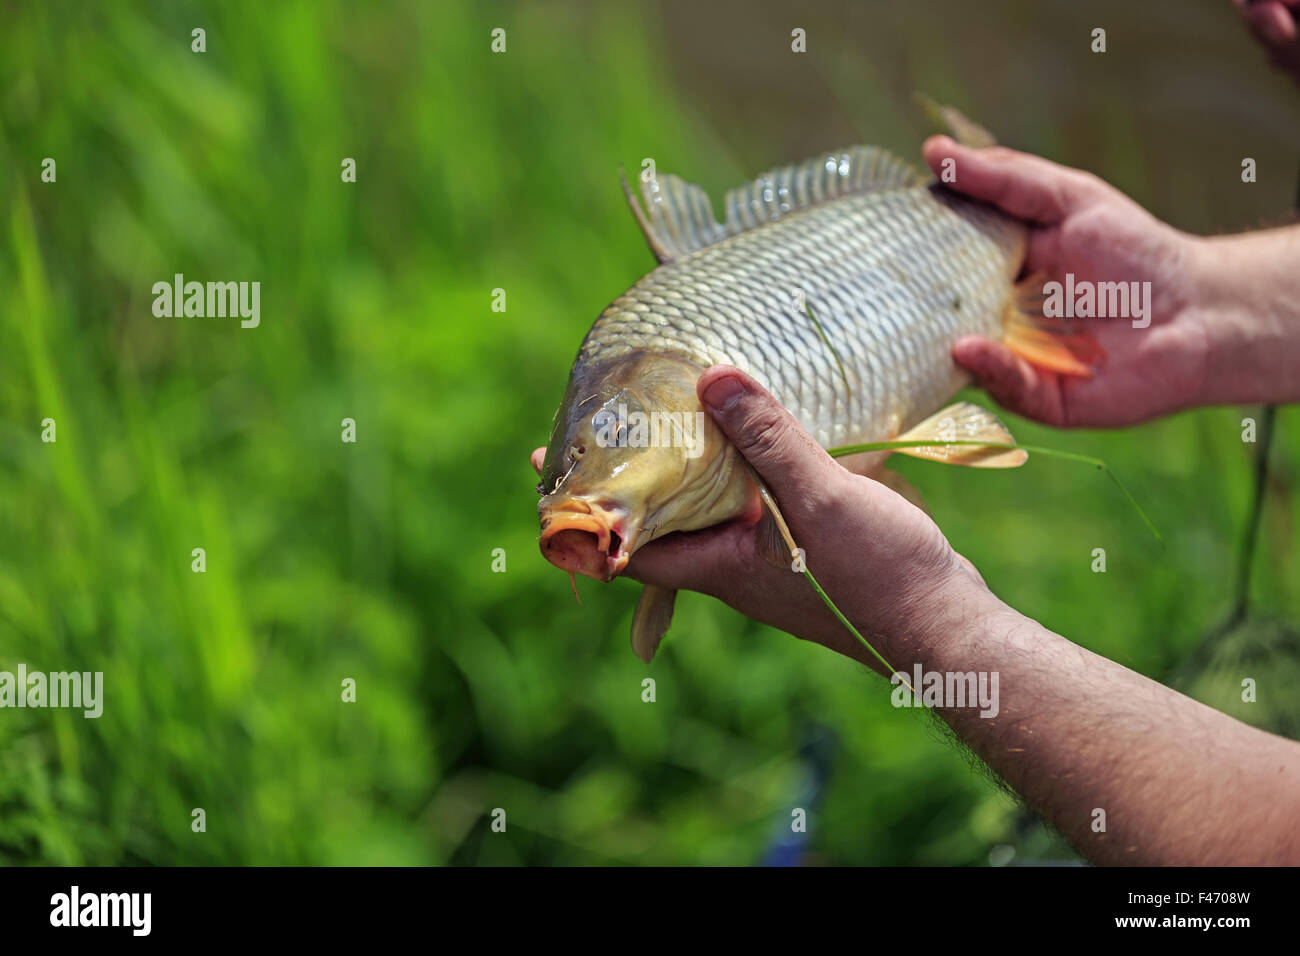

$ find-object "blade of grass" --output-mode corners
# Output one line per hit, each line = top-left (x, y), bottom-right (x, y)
(802, 564), (910, 690)
(826, 438), (1164, 548)
(803, 301), (851, 397)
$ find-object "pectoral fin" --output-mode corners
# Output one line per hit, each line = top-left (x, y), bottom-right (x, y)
(630, 583), (678, 663)
(892, 402), (1028, 468)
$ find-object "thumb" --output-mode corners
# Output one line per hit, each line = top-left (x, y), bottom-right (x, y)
(921, 135), (1102, 225)
(697, 366), (838, 500)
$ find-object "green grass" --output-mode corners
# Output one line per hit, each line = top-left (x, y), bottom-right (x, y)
(1, 0), (1297, 865)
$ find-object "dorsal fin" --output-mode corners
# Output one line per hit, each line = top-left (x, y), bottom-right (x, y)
(621, 169), (728, 262)
(723, 146), (926, 233)
(622, 146), (927, 263)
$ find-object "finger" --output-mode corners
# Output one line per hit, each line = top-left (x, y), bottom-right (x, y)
(623, 520), (750, 592)
(1263, 4), (1299, 43)
(696, 366), (838, 501)
(1023, 226), (1063, 277)
(530, 447), (545, 476)
(1238, 0), (1297, 42)
(921, 135), (1101, 225)
(951, 336), (1067, 426)
(1242, 1), (1300, 43)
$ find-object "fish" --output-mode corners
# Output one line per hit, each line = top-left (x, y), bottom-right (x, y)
(536, 102), (1101, 662)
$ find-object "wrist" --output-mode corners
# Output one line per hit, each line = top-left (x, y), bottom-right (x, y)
(870, 555), (1008, 676)
(1185, 229), (1300, 406)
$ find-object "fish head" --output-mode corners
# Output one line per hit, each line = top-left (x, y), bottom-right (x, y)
(537, 351), (755, 582)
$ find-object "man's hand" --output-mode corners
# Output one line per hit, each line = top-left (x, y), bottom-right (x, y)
(533, 365), (983, 670)
(1235, 0), (1300, 83)
(923, 136), (1213, 428)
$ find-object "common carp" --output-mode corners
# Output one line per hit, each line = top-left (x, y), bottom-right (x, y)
(536, 104), (1099, 662)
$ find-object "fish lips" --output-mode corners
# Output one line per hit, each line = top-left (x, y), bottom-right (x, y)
(538, 500), (636, 582)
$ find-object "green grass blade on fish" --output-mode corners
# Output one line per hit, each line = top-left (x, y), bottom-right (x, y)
(826, 439), (1165, 548)
(802, 299), (851, 397)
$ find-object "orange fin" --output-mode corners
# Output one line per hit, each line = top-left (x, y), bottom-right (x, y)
(893, 402), (1028, 468)
(1002, 273), (1105, 377)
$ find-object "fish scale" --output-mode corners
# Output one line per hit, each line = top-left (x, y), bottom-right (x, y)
(576, 182), (1026, 449)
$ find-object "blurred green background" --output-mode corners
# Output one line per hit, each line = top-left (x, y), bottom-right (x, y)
(1, 0), (1297, 865)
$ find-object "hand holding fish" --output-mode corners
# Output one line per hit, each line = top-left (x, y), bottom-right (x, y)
(533, 365), (978, 672)
(924, 136), (1300, 425)
(923, 136), (1208, 427)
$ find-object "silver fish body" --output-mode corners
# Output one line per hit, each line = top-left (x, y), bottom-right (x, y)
(575, 182), (1026, 450)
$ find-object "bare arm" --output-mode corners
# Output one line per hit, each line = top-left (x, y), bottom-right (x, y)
(1191, 226), (1300, 407)
(911, 573), (1300, 865)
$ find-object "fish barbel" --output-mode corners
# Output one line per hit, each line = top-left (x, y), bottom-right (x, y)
(537, 103), (1099, 661)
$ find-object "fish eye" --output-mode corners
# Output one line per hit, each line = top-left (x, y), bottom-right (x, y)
(570, 443), (585, 459)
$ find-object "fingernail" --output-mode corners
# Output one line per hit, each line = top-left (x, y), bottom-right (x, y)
(702, 375), (745, 412)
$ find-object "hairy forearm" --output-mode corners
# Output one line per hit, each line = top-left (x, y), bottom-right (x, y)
(1190, 225), (1300, 406)
(876, 569), (1300, 865)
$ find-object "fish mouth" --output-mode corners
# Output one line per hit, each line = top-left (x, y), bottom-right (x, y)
(539, 500), (635, 582)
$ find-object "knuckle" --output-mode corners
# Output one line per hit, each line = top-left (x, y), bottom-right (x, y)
(1067, 170), (1110, 206)
(737, 411), (787, 464)
(1074, 169), (1106, 192)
